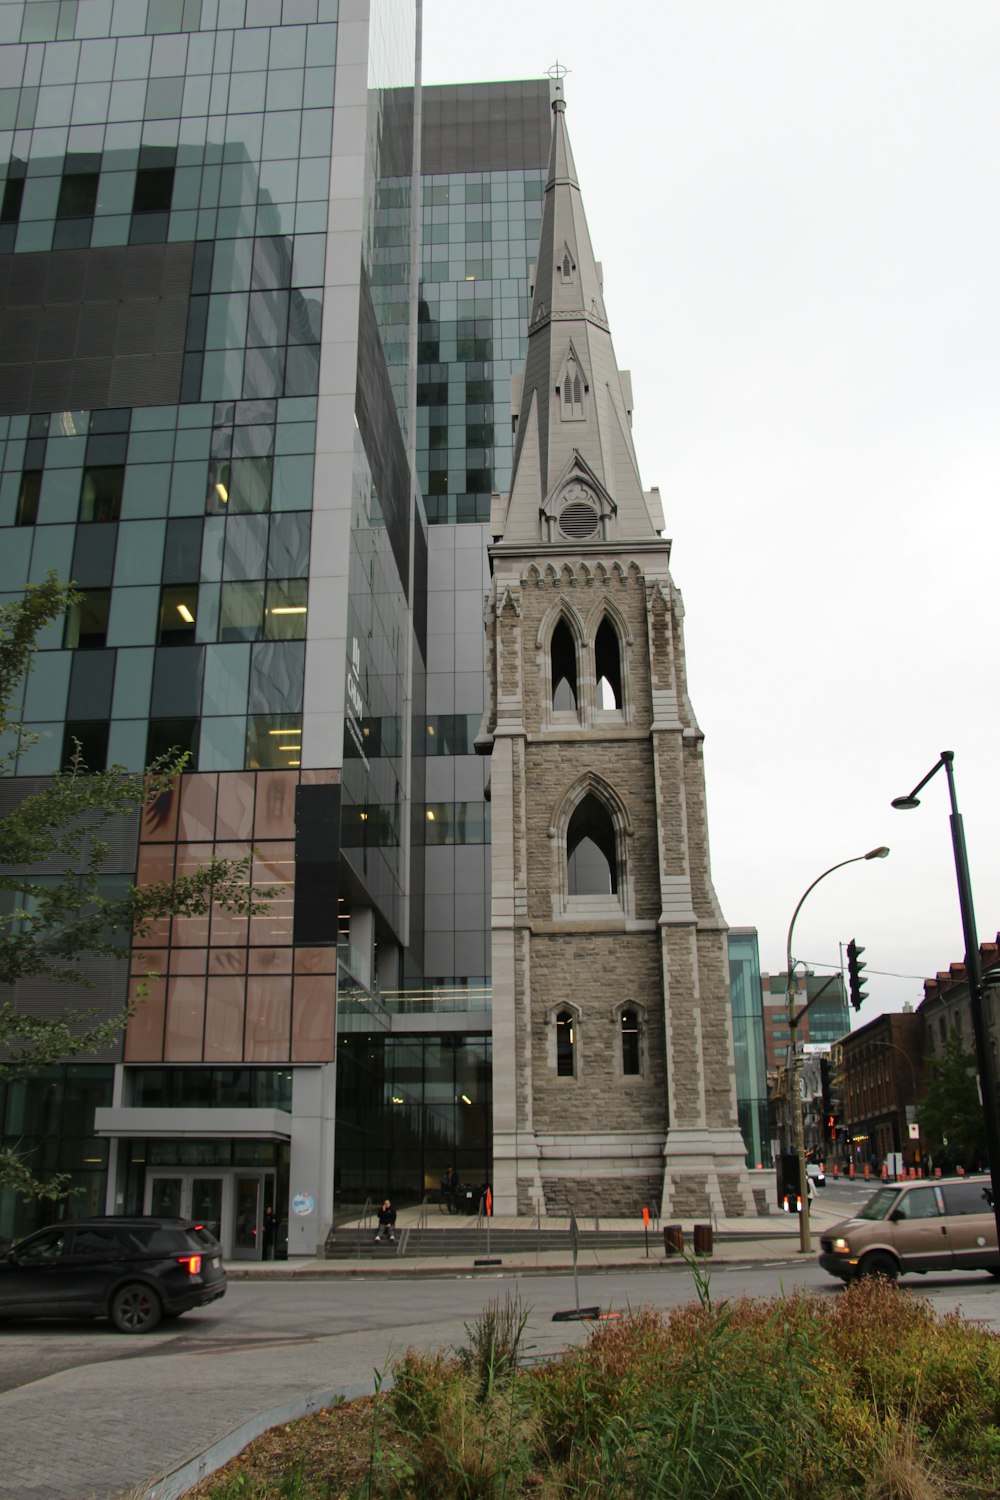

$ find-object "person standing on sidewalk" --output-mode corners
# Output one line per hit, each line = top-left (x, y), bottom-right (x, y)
(374, 1199), (397, 1244)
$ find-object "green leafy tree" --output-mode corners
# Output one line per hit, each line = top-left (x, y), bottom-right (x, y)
(0, 575), (277, 1201)
(918, 1029), (986, 1171)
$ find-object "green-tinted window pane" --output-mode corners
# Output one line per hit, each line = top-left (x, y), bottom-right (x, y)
(106, 586), (159, 647)
(198, 714), (246, 771)
(17, 724), (62, 774)
(202, 643), (250, 715)
(271, 453), (312, 510)
(113, 518), (167, 585)
(111, 648), (154, 719)
(106, 718), (149, 771)
(219, 580), (264, 642)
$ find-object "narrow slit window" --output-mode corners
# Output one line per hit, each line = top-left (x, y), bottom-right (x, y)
(556, 1010), (575, 1076)
(550, 619), (577, 711)
(595, 618), (622, 709)
(621, 1008), (640, 1075)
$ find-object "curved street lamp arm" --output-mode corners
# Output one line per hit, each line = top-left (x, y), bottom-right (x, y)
(786, 854), (869, 1007)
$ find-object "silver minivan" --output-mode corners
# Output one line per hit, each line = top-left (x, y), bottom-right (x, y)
(818, 1176), (999, 1282)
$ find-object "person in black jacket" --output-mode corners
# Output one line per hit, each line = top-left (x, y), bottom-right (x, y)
(374, 1199), (397, 1244)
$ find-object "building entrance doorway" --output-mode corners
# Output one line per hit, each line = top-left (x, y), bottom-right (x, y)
(144, 1171), (275, 1259)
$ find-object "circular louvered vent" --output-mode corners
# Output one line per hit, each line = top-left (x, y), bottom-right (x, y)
(559, 501), (599, 539)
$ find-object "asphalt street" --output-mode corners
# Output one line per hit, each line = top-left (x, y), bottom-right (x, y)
(2, 1183), (998, 1500)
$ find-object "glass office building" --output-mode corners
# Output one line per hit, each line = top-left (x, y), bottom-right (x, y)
(0, 0), (424, 1256)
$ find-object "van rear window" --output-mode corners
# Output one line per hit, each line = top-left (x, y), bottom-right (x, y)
(939, 1180), (993, 1216)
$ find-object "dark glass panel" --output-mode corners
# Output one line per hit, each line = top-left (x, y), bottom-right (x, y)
(57, 172), (99, 219)
(146, 716), (199, 768)
(79, 466), (124, 523)
(64, 590), (110, 649)
(1, 176), (24, 225)
(15, 470), (41, 525)
(61, 720), (109, 772)
(157, 585), (199, 645)
(133, 166), (175, 214)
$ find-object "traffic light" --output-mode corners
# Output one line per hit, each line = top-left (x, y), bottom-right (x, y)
(847, 938), (868, 1011)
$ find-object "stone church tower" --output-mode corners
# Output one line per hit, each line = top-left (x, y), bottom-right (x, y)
(479, 90), (760, 1220)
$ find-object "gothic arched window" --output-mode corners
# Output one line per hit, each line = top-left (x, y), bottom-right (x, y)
(551, 618), (578, 712)
(595, 617), (622, 710)
(567, 793), (617, 895)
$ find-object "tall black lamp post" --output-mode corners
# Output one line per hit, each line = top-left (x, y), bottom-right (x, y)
(892, 751), (1000, 1250)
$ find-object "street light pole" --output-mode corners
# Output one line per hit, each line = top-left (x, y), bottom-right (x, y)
(787, 846), (890, 1253)
(892, 751), (1000, 1250)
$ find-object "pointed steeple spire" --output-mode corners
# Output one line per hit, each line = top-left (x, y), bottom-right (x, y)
(494, 87), (660, 547)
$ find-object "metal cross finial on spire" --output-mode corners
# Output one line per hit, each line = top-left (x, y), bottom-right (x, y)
(546, 60), (570, 100)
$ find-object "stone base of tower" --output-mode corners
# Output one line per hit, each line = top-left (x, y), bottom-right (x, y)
(492, 1130), (545, 1216)
(500, 1132), (666, 1218)
(661, 1128), (767, 1219)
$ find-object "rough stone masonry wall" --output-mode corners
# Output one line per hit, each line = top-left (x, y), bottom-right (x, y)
(523, 739), (660, 923)
(529, 931), (667, 1135)
(518, 562), (654, 735)
(542, 1174), (664, 1218)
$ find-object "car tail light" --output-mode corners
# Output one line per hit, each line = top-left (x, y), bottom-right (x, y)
(177, 1254), (202, 1275)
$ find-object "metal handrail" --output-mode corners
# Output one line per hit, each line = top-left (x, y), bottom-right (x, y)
(357, 1193), (372, 1259)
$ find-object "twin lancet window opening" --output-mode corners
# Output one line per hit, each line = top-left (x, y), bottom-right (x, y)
(550, 616), (623, 713)
(555, 1007), (642, 1078)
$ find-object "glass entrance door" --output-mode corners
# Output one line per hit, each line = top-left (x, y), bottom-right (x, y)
(148, 1174), (184, 1218)
(233, 1175), (262, 1259)
(146, 1173), (227, 1249)
(189, 1177), (224, 1244)
(231, 1172), (277, 1260)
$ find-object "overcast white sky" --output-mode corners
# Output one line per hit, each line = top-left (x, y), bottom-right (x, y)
(421, 1), (1000, 1021)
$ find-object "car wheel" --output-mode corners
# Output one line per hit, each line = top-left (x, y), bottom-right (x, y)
(857, 1252), (899, 1284)
(110, 1283), (163, 1334)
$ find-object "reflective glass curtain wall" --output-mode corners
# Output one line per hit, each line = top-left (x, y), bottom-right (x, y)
(412, 80), (551, 1009)
(727, 928), (771, 1169)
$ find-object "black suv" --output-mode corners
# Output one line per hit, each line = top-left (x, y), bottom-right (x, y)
(0, 1217), (227, 1333)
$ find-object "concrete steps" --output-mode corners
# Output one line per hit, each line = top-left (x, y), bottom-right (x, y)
(321, 1226), (660, 1260)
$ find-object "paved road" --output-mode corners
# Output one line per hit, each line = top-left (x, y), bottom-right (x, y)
(2, 1250), (999, 1500)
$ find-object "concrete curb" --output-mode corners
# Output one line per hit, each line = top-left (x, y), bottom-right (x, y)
(135, 1380), (382, 1500)
(227, 1252), (817, 1281)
